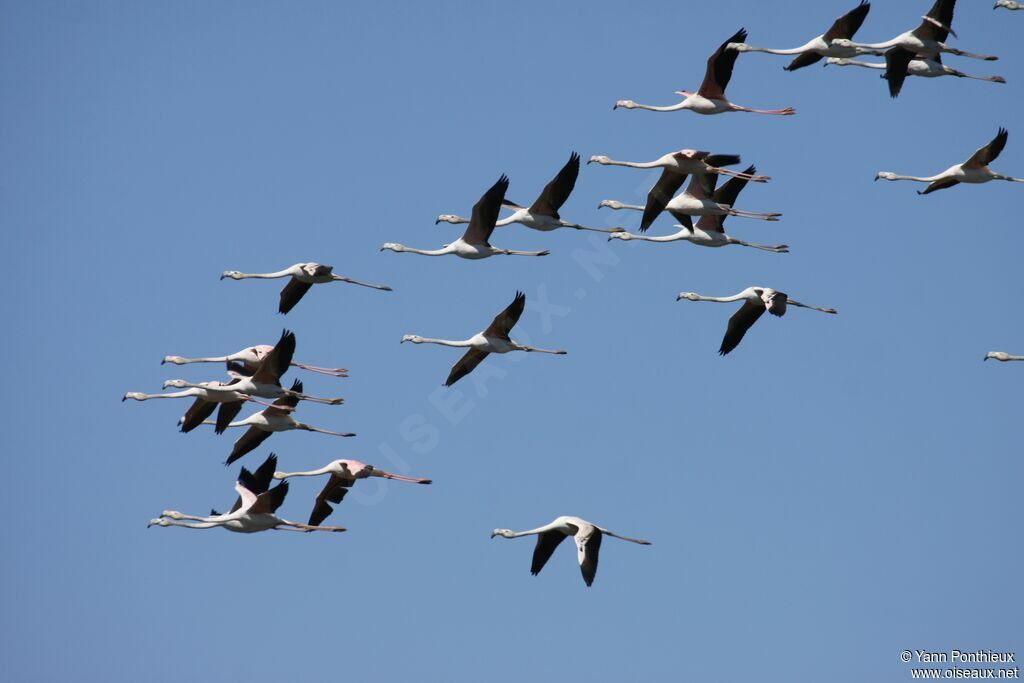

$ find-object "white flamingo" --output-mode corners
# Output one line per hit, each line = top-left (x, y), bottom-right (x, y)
(382, 176), (548, 259)
(220, 262), (392, 314)
(825, 56), (1005, 87)
(401, 291), (566, 387)
(435, 153), (622, 234)
(162, 344), (347, 378)
(995, 0), (1022, 9)
(729, 1), (883, 70)
(274, 459), (432, 525)
(984, 352), (1024, 361)
(876, 128), (1023, 194)
(491, 516), (651, 587)
(677, 287), (837, 355)
(607, 167), (788, 253)
(149, 455), (346, 533)
(614, 29), (795, 116)
(122, 379), (282, 434)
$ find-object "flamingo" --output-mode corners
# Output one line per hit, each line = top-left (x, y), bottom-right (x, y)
(984, 352), (1024, 361)
(188, 379), (356, 465)
(163, 344), (347, 378)
(164, 330), (343, 410)
(122, 379), (283, 434)
(607, 167), (789, 253)
(831, 0), (999, 64)
(729, 1), (883, 70)
(875, 128), (1023, 194)
(401, 291), (566, 387)
(220, 262), (392, 314)
(614, 29), (795, 116)
(676, 287), (837, 355)
(435, 153), (622, 234)
(381, 176), (548, 259)
(825, 56), (1005, 93)
(273, 459), (432, 526)
(148, 456), (346, 533)
(995, 0), (1022, 9)
(588, 150), (769, 232)
(490, 516), (651, 587)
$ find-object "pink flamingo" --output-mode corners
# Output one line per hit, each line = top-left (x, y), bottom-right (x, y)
(614, 29), (795, 116)
(274, 459), (432, 526)
(163, 343), (347, 378)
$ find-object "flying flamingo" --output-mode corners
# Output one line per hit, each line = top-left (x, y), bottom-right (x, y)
(607, 167), (789, 253)
(122, 378), (283, 434)
(875, 128), (1023, 194)
(381, 176), (549, 259)
(825, 56), (1005, 93)
(188, 379), (356, 465)
(149, 456), (346, 533)
(984, 352), (1024, 361)
(401, 291), (566, 387)
(830, 0), (999, 64)
(587, 150), (769, 232)
(435, 153), (623, 234)
(676, 287), (837, 355)
(728, 1), (882, 70)
(163, 344), (347, 378)
(490, 516), (651, 587)
(220, 262), (392, 314)
(164, 330), (343, 410)
(273, 459), (432, 526)
(995, 0), (1022, 9)
(614, 29), (795, 116)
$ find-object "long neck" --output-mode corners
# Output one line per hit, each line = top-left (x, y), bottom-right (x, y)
(617, 231), (684, 243)
(161, 519), (222, 529)
(163, 355), (231, 365)
(494, 215), (518, 226)
(503, 522), (561, 538)
(601, 201), (644, 211)
(602, 159), (661, 169)
(135, 390), (197, 400)
(400, 245), (454, 256)
(416, 337), (474, 347)
(890, 173), (944, 182)
(632, 101), (689, 112)
(235, 269), (295, 279)
(841, 59), (884, 70)
(845, 37), (901, 50)
(737, 43), (807, 55)
(692, 293), (747, 303)
(275, 465), (335, 478)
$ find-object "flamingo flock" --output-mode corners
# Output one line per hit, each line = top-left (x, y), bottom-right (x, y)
(132, 0), (1019, 587)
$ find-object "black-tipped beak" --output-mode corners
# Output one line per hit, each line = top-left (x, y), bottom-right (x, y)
(611, 104), (618, 110)
(983, 355), (990, 361)
(434, 218), (440, 224)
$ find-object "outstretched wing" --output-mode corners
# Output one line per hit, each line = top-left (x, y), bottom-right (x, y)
(180, 396), (217, 433)
(823, 1), (871, 42)
(278, 279), (313, 314)
(577, 527), (603, 587)
(444, 348), (490, 387)
(265, 378), (302, 416)
(225, 426), (272, 466)
(529, 152), (579, 217)
(214, 400), (244, 434)
(230, 453), (279, 513)
(919, 176), (961, 195)
(247, 481), (289, 515)
(916, 0), (955, 40)
(640, 169), (688, 232)
(483, 291), (526, 340)
(784, 51), (823, 71)
(883, 47), (915, 98)
(964, 128), (1008, 168)
(698, 28), (746, 100)
(309, 474), (354, 526)
(251, 329), (295, 384)
(463, 175), (509, 246)
(720, 300), (767, 356)
(530, 530), (569, 576)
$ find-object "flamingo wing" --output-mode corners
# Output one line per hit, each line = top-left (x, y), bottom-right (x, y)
(278, 278), (313, 314)
(251, 329), (296, 384)
(462, 175), (509, 246)
(964, 128), (1008, 168)
(640, 169), (688, 232)
(823, 1), (871, 42)
(444, 348), (490, 387)
(577, 526), (603, 587)
(180, 396), (217, 433)
(706, 165), (756, 231)
(483, 291), (526, 339)
(919, 176), (961, 195)
(230, 453), (278, 513)
(883, 47), (915, 98)
(309, 474), (354, 526)
(529, 152), (579, 217)
(784, 51), (824, 71)
(720, 300), (767, 355)
(225, 426), (272, 466)
(698, 28), (746, 100)
(530, 529), (569, 576)
(247, 481), (289, 515)
(214, 400), (244, 434)
(917, 0), (955, 40)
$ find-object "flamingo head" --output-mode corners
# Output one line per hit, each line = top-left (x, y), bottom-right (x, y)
(874, 172), (898, 181)
(491, 528), (515, 539)
(597, 199), (623, 209)
(400, 335), (424, 344)
(380, 242), (404, 252)
(612, 100), (636, 110)
(608, 231), (632, 242)
(831, 38), (855, 48)
(163, 379), (188, 389)
(727, 42), (750, 52)
(676, 292), (700, 302)
(161, 510), (185, 519)
(587, 155), (611, 165)
(825, 58), (851, 67)
(435, 214), (462, 225)
(220, 270), (244, 280)
(984, 352), (1010, 361)
(147, 518), (170, 528)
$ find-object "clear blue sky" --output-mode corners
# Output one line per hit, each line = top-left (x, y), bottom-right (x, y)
(2, 1), (1021, 681)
